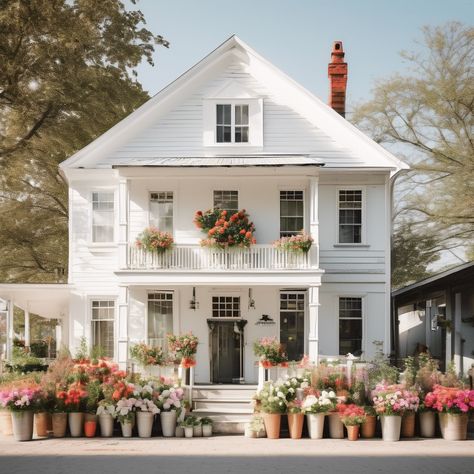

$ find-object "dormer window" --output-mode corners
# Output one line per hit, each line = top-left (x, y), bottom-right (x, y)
(216, 104), (249, 143)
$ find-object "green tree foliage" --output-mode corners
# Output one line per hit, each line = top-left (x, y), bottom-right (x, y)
(353, 22), (474, 286)
(0, 0), (168, 281)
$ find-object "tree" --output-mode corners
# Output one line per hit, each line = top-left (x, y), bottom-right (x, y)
(0, 0), (168, 282)
(353, 22), (474, 286)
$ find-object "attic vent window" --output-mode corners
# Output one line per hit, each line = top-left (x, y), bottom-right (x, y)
(216, 104), (249, 143)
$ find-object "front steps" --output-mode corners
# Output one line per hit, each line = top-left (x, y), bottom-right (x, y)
(191, 384), (256, 434)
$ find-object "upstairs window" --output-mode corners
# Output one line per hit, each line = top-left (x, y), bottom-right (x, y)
(280, 191), (304, 237)
(214, 190), (238, 215)
(216, 104), (249, 143)
(92, 191), (114, 243)
(150, 192), (173, 233)
(338, 190), (362, 243)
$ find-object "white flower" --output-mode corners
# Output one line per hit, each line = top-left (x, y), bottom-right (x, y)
(277, 391), (285, 399)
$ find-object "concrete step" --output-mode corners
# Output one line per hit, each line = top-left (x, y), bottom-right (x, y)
(192, 407), (253, 416)
(191, 411), (253, 434)
(192, 385), (257, 399)
(193, 398), (253, 410)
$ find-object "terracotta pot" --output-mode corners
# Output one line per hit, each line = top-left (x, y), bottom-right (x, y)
(0, 410), (13, 436)
(346, 425), (359, 441)
(306, 413), (325, 439)
(439, 413), (468, 441)
(380, 415), (401, 442)
(328, 412), (344, 439)
(52, 412), (67, 438)
(11, 411), (34, 441)
(287, 413), (304, 439)
(401, 411), (415, 438)
(35, 412), (49, 437)
(262, 413), (281, 439)
(84, 420), (97, 438)
(419, 411), (436, 438)
(68, 412), (84, 437)
(361, 415), (376, 438)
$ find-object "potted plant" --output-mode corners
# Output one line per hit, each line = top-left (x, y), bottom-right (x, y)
(34, 388), (53, 438)
(64, 383), (88, 437)
(0, 385), (40, 441)
(253, 337), (287, 369)
(135, 227), (174, 253)
(287, 401), (304, 439)
(256, 381), (288, 439)
(168, 333), (199, 369)
(338, 404), (366, 441)
(424, 384), (474, 440)
(361, 406), (377, 438)
(273, 231), (313, 254)
(134, 383), (160, 438)
(244, 415), (266, 438)
(84, 380), (101, 437)
(157, 385), (184, 437)
(181, 416), (195, 438)
(192, 416), (202, 437)
(116, 397), (137, 437)
(52, 389), (68, 438)
(130, 343), (164, 377)
(201, 416), (213, 437)
(96, 399), (116, 437)
(302, 391), (333, 439)
(194, 208), (256, 249)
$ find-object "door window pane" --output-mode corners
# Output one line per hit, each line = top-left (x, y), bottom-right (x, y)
(92, 192), (114, 242)
(150, 192), (173, 233)
(280, 292), (305, 361)
(280, 191), (304, 237)
(339, 297), (363, 355)
(91, 300), (115, 358)
(148, 293), (173, 349)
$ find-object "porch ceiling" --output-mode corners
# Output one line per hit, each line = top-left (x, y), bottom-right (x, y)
(0, 284), (71, 319)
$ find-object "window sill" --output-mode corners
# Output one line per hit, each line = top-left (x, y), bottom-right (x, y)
(87, 243), (118, 253)
(333, 244), (370, 248)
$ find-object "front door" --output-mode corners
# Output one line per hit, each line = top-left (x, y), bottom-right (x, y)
(210, 321), (242, 383)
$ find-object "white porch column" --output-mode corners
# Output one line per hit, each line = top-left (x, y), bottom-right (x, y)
(309, 176), (320, 268)
(6, 299), (14, 360)
(118, 178), (130, 270)
(117, 285), (129, 370)
(308, 286), (320, 363)
(24, 309), (30, 349)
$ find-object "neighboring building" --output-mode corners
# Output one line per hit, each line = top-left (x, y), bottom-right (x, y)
(0, 36), (407, 384)
(392, 261), (474, 375)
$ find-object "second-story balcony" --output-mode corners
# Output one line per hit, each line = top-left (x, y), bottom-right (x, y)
(126, 244), (319, 271)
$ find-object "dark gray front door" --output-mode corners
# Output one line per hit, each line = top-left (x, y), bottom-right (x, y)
(210, 322), (242, 384)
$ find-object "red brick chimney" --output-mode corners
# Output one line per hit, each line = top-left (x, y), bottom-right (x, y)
(328, 41), (348, 118)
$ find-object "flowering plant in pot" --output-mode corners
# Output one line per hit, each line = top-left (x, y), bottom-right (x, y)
(156, 385), (184, 437)
(115, 398), (137, 437)
(200, 416), (213, 437)
(167, 333), (198, 368)
(337, 404), (366, 441)
(133, 382), (160, 438)
(253, 337), (287, 368)
(84, 380), (102, 437)
(194, 209), (256, 249)
(130, 343), (165, 368)
(287, 401), (304, 439)
(424, 385), (474, 440)
(302, 390), (334, 439)
(96, 399), (117, 437)
(135, 227), (174, 253)
(180, 415), (195, 438)
(63, 382), (87, 437)
(361, 405), (377, 438)
(255, 381), (288, 439)
(245, 415), (266, 438)
(273, 231), (313, 253)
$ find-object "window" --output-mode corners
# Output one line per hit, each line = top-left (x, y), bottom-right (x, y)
(150, 192), (173, 233)
(339, 297), (363, 355)
(148, 293), (173, 349)
(212, 296), (240, 318)
(92, 191), (114, 242)
(280, 191), (304, 237)
(213, 190), (238, 215)
(338, 190), (362, 243)
(280, 292), (305, 361)
(91, 300), (115, 358)
(216, 104), (249, 143)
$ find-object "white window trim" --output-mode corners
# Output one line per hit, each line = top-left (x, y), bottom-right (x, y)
(203, 98), (263, 148)
(87, 296), (117, 360)
(337, 294), (366, 356)
(89, 189), (117, 247)
(335, 186), (367, 246)
(148, 190), (176, 235)
(145, 290), (176, 347)
(278, 188), (307, 237)
(279, 290), (308, 359)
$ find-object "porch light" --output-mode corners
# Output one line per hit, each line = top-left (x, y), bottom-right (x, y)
(189, 287), (199, 310)
(248, 288), (255, 309)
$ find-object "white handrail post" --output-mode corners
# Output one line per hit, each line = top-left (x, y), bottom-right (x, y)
(257, 364), (265, 390)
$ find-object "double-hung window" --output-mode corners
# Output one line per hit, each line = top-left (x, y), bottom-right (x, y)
(91, 300), (115, 358)
(214, 190), (238, 215)
(148, 293), (173, 350)
(92, 191), (114, 242)
(216, 104), (249, 143)
(150, 192), (173, 233)
(339, 297), (363, 355)
(338, 190), (362, 243)
(280, 191), (304, 237)
(280, 292), (305, 361)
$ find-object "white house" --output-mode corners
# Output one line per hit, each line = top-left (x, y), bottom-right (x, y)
(0, 36), (408, 386)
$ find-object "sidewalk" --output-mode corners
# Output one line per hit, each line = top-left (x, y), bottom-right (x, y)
(1, 435), (473, 474)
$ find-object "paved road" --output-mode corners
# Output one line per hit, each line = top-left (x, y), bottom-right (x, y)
(1, 435), (473, 474)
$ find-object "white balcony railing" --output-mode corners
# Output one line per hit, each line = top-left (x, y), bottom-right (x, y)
(127, 244), (318, 271)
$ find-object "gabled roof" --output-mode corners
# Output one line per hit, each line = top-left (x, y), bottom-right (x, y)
(60, 35), (408, 173)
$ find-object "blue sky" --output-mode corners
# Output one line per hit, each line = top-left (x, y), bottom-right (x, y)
(130, 0), (474, 112)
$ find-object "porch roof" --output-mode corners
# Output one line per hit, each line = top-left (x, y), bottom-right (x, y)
(0, 284), (71, 320)
(111, 154), (325, 168)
